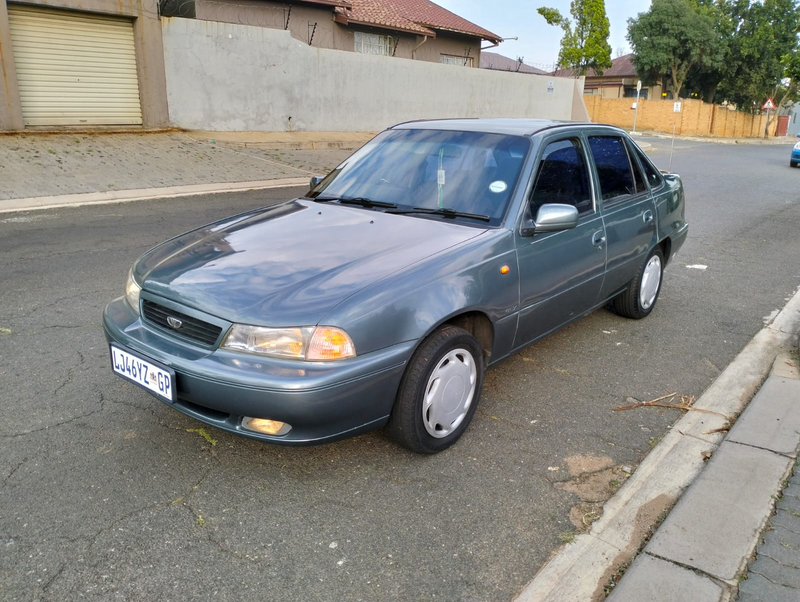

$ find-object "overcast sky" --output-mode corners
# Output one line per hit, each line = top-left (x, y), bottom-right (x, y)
(434, 0), (652, 70)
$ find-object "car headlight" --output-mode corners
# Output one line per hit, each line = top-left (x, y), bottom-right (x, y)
(125, 269), (142, 316)
(221, 325), (356, 361)
(794, 142), (800, 150)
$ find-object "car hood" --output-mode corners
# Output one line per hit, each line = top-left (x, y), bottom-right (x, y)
(136, 200), (486, 326)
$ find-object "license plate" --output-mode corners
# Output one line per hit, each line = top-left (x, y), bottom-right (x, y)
(110, 345), (175, 402)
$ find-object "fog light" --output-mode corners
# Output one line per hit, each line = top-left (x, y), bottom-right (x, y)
(242, 417), (291, 436)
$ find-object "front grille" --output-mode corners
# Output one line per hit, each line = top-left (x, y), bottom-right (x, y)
(142, 300), (223, 346)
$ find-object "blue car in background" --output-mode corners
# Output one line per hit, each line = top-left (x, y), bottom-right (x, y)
(792, 134), (800, 167)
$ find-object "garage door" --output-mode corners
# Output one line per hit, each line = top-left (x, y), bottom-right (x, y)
(7, 5), (143, 126)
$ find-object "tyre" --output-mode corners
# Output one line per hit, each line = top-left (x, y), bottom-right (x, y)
(387, 326), (484, 453)
(791, 160), (798, 168)
(612, 247), (664, 320)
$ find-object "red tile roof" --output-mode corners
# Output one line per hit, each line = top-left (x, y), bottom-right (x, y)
(552, 53), (637, 78)
(337, 0), (501, 42)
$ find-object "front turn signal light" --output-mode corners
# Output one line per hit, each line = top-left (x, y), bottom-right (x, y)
(307, 327), (356, 361)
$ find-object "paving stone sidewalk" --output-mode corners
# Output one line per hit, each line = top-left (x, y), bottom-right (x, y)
(738, 463), (800, 601)
(0, 132), (353, 200)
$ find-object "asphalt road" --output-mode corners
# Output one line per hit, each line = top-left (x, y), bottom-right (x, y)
(2, 138), (800, 602)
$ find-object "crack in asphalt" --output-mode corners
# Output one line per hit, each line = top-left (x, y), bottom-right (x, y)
(2, 456), (29, 486)
(1, 392), (104, 439)
(53, 350), (85, 397)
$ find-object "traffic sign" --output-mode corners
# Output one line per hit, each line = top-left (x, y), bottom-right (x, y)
(763, 98), (776, 110)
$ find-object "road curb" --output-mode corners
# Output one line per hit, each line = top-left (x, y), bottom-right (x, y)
(0, 178), (310, 214)
(515, 286), (800, 602)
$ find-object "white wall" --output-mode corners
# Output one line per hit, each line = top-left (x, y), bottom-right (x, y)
(161, 17), (586, 132)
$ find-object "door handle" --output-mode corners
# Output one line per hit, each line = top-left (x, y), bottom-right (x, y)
(592, 231), (606, 246)
(643, 210), (654, 223)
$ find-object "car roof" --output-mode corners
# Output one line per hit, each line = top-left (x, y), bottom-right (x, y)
(390, 118), (622, 137)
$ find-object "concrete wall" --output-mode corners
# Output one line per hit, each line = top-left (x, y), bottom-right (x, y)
(161, 17), (584, 132)
(0, 0), (170, 130)
(585, 96), (777, 138)
(194, 0), (482, 65)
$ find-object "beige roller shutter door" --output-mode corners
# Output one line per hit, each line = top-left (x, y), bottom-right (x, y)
(7, 5), (143, 126)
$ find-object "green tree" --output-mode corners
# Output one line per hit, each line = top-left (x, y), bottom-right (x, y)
(538, 0), (612, 75)
(627, 0), (720, 99)
(715, 0), (800, 111)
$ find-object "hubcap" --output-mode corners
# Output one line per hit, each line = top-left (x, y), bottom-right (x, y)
(422, 348), (477, 438)
(639, 255), (662, 310)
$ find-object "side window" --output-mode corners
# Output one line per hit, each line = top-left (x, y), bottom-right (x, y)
(633, 145), (664, 189)
(587, 136), (635, 201)
(530, 138), (593, 216)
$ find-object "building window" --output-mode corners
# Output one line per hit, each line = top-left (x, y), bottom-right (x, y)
(440, 54), (474, 67)
(624, 87), (648, 99)
(354, 32), (395, 56)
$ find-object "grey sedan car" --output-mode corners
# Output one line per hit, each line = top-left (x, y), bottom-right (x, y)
(103, 119), (687, 453)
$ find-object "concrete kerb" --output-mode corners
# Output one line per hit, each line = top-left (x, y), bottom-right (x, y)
(0, 178), (310, 214)
(515, 285), (800, 602)
(641, 132), (795, 146)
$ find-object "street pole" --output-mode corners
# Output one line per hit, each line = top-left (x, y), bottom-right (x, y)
(669, 121), (676, 172)
(632, 80), (642, 134)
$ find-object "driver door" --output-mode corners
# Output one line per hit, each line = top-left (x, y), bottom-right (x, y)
(513, 135), (606, 348)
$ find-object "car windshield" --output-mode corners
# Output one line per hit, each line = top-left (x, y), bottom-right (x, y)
(308, 128), (531, 226)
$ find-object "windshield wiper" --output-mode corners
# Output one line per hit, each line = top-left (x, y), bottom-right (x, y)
(313, 196), (398, 209)
(387, 207), (491, 222)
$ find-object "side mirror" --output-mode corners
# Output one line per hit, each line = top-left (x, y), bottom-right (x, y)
(796, 133), (800, 138)
(309, 175), (325, 189)
(520, 203), (579, 237)
(521, 203), (579, 237)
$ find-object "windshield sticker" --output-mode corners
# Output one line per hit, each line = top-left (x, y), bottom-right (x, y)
(489, 181), (507, 194)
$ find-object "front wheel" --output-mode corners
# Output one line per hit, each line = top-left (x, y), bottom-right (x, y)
(791, 160), (798, 168)
(387, 326), (484, 454)
(612, 247), (664, 319)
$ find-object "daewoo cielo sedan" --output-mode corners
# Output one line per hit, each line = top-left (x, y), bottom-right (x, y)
(103, 119), (687, 453)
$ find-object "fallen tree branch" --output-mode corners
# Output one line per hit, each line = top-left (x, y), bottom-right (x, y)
(612, 393), (731, 421)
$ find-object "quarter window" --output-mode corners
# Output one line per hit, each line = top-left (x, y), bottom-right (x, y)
(632, 145), (663, 189)
(629, 144), (647, 193)
(587, 136), (636, 201)
(530, 138), (593, 215)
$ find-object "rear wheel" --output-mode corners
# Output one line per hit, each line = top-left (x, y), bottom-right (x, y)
(612, 247), (664, 319)
(387, 326), (484, 453)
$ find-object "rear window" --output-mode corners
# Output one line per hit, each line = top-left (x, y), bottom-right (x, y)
(587, 136), (635, 201)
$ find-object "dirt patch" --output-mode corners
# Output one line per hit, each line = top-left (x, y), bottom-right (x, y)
(564, 454), (616, 477)
(591, 493), (676, 600)
(559, 456), (634, 530)
(569, 502), (604, 530)
(556, 467), (627, 503)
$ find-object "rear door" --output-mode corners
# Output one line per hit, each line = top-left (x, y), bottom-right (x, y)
(586, 133), (657, 299)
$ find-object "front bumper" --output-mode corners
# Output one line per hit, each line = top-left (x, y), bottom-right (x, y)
(103, 297), (413, 445)
(792, 150), (800, 162)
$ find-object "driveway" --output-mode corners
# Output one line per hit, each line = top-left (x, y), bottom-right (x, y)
(2, 139), (800, 601)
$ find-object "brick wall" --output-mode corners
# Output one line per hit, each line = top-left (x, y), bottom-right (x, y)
(585, 96), (777, 138)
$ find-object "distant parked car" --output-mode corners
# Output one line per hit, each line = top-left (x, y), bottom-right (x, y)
(791, 134), (800, 167)
(103, 119), (688, 453)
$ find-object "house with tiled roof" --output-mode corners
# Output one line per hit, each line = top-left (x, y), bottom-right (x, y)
(552, 54), (664, 100)
(175, 0), (502, 67)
